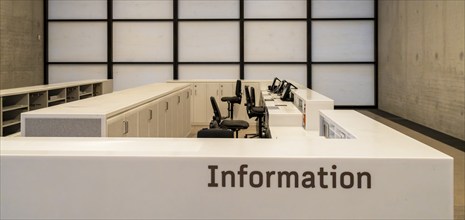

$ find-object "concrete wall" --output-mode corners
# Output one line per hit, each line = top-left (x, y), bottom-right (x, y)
(378, 0), (465, 140)
(0, 0), (43, 90)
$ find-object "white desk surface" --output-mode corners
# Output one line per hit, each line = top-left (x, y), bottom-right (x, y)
(20, 83), (190, 118)
(0, 79), (109, 97)
(293, 89), (334, 102)
(168, 79), (269, 84)
(1, 110), (451, 160)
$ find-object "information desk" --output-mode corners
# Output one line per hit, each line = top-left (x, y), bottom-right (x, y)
(0, 110), (453, 219)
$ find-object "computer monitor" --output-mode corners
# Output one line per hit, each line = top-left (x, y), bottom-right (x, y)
(268, 77), (280, 92)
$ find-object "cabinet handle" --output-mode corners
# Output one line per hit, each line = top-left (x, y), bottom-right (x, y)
(178, 96), (181, 104)
(187, 91), (189, 99)
(165, 102), (169, 111)
(123, 121), (129, 134)
(149, 109), (153, 120)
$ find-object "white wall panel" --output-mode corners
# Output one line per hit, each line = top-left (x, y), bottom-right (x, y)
(48, 65), (107, 84)
(245, 22), (306, 62)
(179, 65), (239, 80)
(113, 65), (173, 91)
(245, 65), (307, 87)
(49, 0), (107, 19)
(312, 21), (374, 62)
(48, 22), (107, 62)
(113, 0), (173, 19)
(312, 0), (374, 18)
(113, 22), (173, 62)
(179, 22), (239, 62)
(312, 65), (375, 105)
(179, 0), (239, 19)
(245, 0), (306, 18)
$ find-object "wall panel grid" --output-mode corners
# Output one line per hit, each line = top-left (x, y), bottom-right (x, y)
(45, 0), (377, 107)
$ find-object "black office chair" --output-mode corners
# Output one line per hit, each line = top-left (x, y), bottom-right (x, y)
(221, 80), (242, 119)
(210, 96), (249, 138)
(244, 86), (266, 138)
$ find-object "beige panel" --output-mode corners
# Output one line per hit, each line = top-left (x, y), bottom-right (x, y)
(443, 0), (465, 139)
(0, 0), (44, 90)
(378, 0), (465, 140)
(405, 1), (425, 123)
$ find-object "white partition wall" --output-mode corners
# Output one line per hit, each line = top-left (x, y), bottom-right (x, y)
(46, 0), (376, 106)
(310, 0), (376, 106)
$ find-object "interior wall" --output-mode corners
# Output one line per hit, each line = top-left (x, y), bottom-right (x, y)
(378, 0), (465, 140)
(0, 0), (44, 90)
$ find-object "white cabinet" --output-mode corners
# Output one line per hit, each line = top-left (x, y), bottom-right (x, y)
(157, 89), (191, 137)
(148, 101), (159, 137)
(157, 96), (170, 137)
(106, 86), (191, 138)
(169, 80), (263, 125)
(192, 83), (207, 124)
(138, 101), (158, 137)
(107, 107), (139, 137)
(183, 89), (192, 136)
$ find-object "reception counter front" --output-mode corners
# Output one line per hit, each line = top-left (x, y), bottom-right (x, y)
(0, 80), (453, 219)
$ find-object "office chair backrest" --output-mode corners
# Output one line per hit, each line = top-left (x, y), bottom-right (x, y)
(210, 96), (222, 123)
(235, 80), (242, 98)
(250, 87), (256, 107)
(244, 86), (253, 118)
(244, 85), (252, 107)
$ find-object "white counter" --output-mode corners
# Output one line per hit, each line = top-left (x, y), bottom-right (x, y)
(21, 83), (191, 137)
(262, 92), (303, 127)
(0, 110), (453, 219)
(21, 83), (190, 118)
(0, 79), (111, 97)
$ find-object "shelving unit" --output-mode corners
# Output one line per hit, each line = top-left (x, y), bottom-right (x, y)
(93, 84), (102, 96)
(48, 88), (66, 106)
(0, 79), (112, 137)
(29, 91), (47, 111)
(66, 87), (79, 102)
(79, 84), (93, 100)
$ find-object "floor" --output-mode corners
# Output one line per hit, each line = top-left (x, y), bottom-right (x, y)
(358, 110), (464, 220)
(190, 111), (465, 220)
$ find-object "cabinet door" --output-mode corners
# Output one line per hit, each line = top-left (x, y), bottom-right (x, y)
(192, 83), (207, 124)
(157, 97), (169, 137)
(107, 114), (126, 137)
(166, 94), (177, 137)
(148, 101), (158, 137)
(182, 89), (188, 137)
(138, 103), (151, 137)
(175, 92), (184, 137)
(125, 108), (139, 137)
